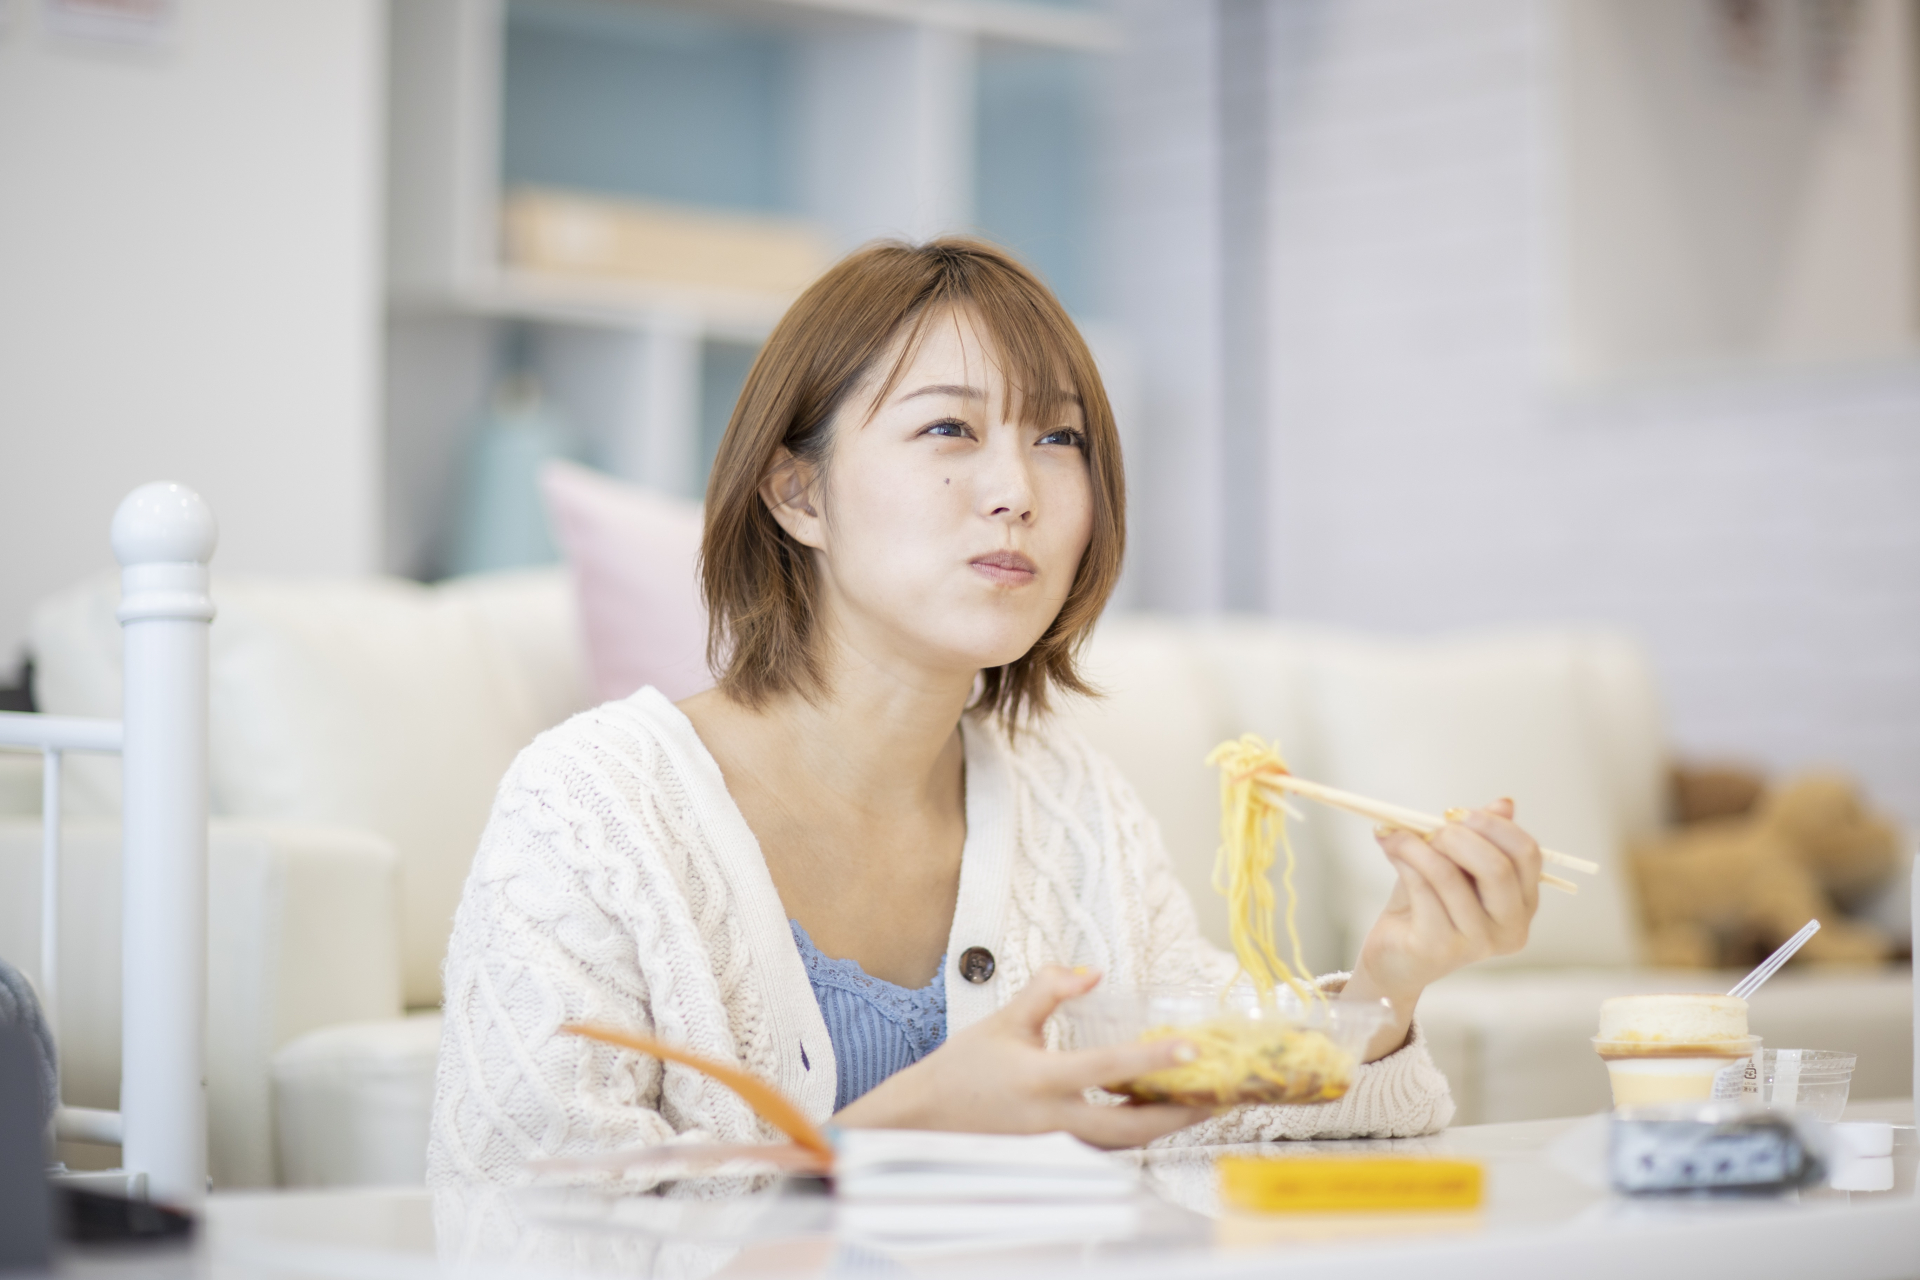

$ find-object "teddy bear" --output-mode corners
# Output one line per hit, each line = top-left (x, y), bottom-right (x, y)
(1630, 770), (1902, 969)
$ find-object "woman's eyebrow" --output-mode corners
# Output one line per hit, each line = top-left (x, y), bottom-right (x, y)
(897, 383), (985, 404)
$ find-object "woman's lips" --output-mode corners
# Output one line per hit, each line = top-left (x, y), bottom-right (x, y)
(970, 551), (1038, 585)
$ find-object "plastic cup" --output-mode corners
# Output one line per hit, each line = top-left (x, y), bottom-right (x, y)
(1593, 1037), (1760, 1108)
(1604, 1058), (1737, 1106)
(1758, 1049), (1856, 1122)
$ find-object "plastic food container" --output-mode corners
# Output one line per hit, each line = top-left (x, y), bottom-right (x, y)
(1759, 1049), (1856, 1122)
(1054, 983), (1393, 1107)
(1591, 1036), (1762, 1108)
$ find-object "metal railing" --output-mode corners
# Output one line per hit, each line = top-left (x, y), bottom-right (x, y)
(0, 482), (216, 1205)
(0, 710), (125, 1147)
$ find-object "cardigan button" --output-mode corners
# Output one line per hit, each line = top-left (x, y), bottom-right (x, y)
(958, 946), (996, 984)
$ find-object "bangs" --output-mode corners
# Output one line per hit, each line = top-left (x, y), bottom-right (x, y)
(863, 268), (1086, 436)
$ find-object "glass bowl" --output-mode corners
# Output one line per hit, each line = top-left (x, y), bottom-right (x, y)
(1053, 983), (1393, 1107)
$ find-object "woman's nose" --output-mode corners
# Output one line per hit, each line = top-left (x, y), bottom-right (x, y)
(983, 438), (1036, 523)
(986, 483), (1034, 524)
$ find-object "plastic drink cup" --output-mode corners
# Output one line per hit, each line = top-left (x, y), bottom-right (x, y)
(1593, 994), (1758, 1108)
(1759, 1049), (1856, 1122)
(1598, 1049), (1759, 1106)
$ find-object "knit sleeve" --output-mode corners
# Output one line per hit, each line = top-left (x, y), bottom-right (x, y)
(427, 738), (718, 1187)
(1104, 751), (1456, 1142)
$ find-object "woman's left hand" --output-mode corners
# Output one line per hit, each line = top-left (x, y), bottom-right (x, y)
(1343, 799), (1542, 1060)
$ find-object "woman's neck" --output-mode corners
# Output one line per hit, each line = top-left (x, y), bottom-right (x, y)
(772, 674), (971, 815)
(679, 634), (976, 986)
(704, 602), (980, 808)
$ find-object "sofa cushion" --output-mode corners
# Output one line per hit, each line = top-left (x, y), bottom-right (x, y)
(0, 754), (40, 818)
(1571, 632), (1670, 843)
(1054, 620), (1661, 975)
(30, 569), (590, 1008)
(273, 1013), (441, 1186)
(0, 817), (402, 1188)
(1306, 632), (1645, 969)
(541, 460), (711, 704)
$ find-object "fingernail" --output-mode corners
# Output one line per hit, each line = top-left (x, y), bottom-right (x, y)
(1374, 824), (1394, 840)
(1072, 965), (1091, 975)
(1443, 807), (1468, 822)
(1172, 1041), (1198, 1064)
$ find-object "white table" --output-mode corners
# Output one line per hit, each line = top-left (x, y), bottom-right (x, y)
(182, 1100), (1918, 1280)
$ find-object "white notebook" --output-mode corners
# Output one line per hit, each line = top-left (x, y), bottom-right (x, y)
(833, 1129), (1136, 1204)
(833, 1130), (1140, 1251)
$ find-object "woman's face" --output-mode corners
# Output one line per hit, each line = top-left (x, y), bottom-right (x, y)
(770, 307), (1095, 687)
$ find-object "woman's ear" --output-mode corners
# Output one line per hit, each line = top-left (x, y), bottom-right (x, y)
(760, 447), (825, 548)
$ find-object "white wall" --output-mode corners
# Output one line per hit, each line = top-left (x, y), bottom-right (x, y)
(0, 0), (386, 666)
(1112, 0), (1920, 829)
(1558, 0), (1918, 382)
(1105, 0), (1227, 613)
(1255, 0), (1920, 827)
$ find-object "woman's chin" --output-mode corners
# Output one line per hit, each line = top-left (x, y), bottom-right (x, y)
(963, 637), (1055, 677)
(904, 627), (1049, 681)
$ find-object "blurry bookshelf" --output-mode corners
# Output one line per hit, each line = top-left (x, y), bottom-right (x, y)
(382, 0), (1116, 578)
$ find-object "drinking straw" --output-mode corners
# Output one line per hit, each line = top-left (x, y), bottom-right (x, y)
(1728, 920), (1821, 1001)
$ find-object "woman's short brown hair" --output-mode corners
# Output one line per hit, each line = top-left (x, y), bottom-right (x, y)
(700, 237), (1125, 723)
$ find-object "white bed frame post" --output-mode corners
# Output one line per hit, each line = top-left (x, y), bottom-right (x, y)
(111, 483), (217, 1206)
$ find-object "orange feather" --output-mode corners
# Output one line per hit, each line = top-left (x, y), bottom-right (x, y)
(562, 1023), (836, 1162)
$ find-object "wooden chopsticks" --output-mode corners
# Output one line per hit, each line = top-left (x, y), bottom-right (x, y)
(1254, 774), (1598, 896)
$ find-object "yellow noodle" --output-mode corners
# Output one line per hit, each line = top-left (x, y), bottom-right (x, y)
(1108, 734), (1353, 1108)
(1119, 1018), (1353, 1107)
(1203, 734), (1319, 1009)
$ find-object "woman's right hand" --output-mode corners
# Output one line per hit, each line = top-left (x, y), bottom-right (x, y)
(832, 965), (1211, 1148)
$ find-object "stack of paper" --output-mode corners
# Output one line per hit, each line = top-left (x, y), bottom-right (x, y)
(833, 1130), (1138, 1251)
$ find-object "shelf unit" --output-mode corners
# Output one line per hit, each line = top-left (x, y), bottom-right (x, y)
(383, 0), (1118, 576)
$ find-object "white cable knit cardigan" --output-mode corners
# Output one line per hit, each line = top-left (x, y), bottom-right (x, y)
(427, 687), (1454, 1186)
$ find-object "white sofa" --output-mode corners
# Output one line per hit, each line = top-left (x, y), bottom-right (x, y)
(2, 568), (1910, 1186)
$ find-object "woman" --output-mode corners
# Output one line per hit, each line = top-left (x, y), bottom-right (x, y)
(427, 240), (1542, 1185)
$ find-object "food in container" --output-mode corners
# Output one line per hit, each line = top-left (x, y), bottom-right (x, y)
(1051, 738), (1388, 1109)
(1055, 983), (1392, 1107)
(1592, 994), (1760, 1107)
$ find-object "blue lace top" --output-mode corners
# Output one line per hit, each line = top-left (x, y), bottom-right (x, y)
(788, 919), (948, 1112)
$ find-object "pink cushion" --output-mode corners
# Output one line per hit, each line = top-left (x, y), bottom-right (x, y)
(540, 461), (713, 703)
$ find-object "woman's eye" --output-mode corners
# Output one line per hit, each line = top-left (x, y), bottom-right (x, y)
(1038, 428), (1086, 448)
(924, 419), (973, 439)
